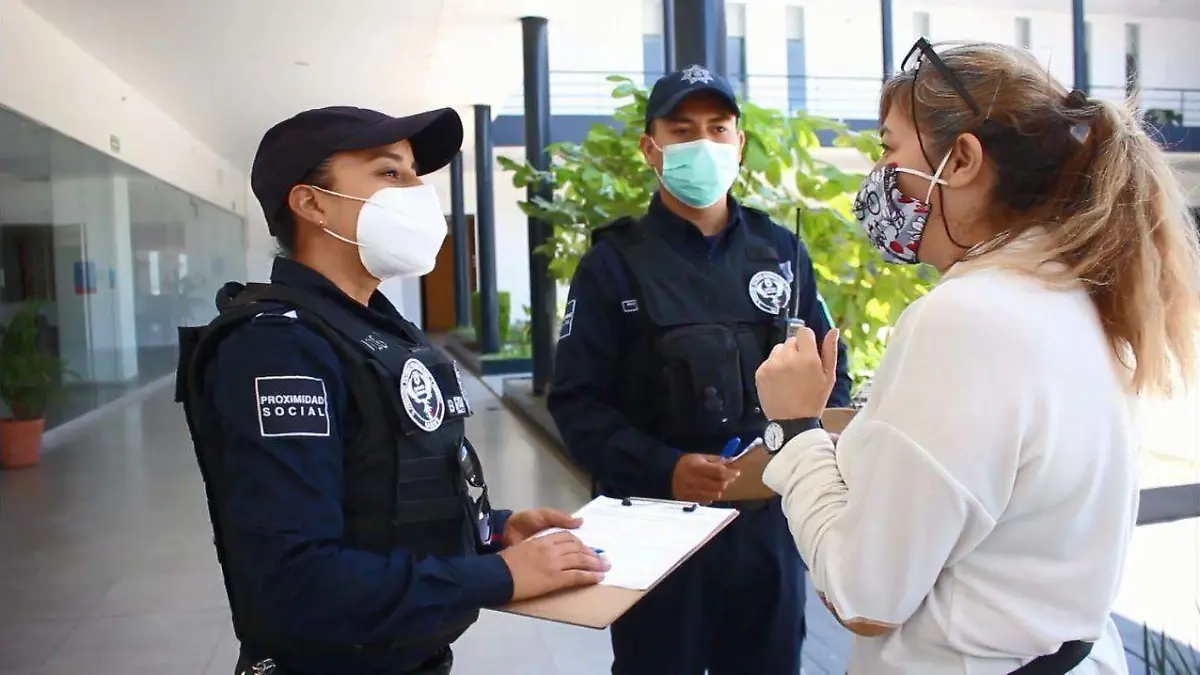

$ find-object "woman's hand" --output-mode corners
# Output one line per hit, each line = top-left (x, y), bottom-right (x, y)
(501, 508), (582, 547)
(756, 327), (840, 421)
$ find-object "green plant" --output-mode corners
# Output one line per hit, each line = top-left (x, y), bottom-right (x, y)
(0, 301), (70, 420)
(1130, 621), (1200, 674)
(470, 291), (512, 346)
(498, 75), (933, 386)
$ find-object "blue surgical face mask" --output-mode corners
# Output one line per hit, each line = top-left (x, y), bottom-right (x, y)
(653, 139), (740, 208)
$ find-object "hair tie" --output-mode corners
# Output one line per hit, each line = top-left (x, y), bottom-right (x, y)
(1066, 89), (1091, 109)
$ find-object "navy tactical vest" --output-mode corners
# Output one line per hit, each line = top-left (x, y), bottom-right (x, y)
(175, 282), (482, 663)
(592, 210), (789, 457)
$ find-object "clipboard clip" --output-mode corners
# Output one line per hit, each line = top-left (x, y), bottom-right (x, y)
(620, 497), (701, 512)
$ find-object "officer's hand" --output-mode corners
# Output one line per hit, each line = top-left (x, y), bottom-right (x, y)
(756, 327), (840, 421)
(671, 453), (740, 504)
(502, 508), (582, 547)
(498, 531), (610, 602)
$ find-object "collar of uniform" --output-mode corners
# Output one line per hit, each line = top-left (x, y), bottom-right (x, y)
(647, 192), (743, 253)
(268, 256), (403, 320)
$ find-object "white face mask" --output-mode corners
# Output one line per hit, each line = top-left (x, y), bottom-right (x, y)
(314, 185), (447, 280)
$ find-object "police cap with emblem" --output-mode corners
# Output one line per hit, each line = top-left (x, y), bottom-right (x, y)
(645, 65), (741, 131)
(251, 106), (463, 233)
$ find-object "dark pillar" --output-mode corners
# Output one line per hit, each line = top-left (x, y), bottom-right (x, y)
(880, 0), (894, 81)
(521, 15), (556, 395)
(449, 152), (471, 328)
(671, 0), (726, 76)
(473, 104), (500, 354)
(662, 0), (677, 73)
(1071, 0), (1088, 92)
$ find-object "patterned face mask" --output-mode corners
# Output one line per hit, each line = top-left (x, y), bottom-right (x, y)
(852, 152), (951, 264)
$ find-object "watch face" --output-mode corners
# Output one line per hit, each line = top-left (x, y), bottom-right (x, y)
(764, 423), (783, 452)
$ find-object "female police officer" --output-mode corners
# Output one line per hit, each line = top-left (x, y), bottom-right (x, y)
(175, 105), (608, 675)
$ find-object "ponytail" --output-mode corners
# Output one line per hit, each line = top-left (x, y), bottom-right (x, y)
(1043, 98), (1200, 396)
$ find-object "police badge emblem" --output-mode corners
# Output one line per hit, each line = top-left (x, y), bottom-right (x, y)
(748, 270), (791, 315)
(400, 358), (446, 432)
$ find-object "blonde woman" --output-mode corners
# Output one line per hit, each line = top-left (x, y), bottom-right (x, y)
(754, 40), (1200, 675)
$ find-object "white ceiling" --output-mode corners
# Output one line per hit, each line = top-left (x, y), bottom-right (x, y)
(20, 0), (567, 170)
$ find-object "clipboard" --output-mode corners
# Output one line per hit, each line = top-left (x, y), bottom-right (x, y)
(493, 497), (738, 629)
(721, 407), (859, 502)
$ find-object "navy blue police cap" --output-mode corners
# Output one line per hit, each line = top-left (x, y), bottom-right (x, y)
(251, 106), (462, 233)
(645, 65), (741, 131)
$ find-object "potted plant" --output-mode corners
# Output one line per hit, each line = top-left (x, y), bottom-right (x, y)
(0, 301), (70, 469)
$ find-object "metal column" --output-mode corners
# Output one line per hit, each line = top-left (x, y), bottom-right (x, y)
(448, 152), (471, 328)
(472, 104), (500, 354)
(671, 0), (727, 76)
(521, 15), (556, 395)
(880, 0), (895, 81)
(662, 0), (677, 73)
(1071, 0), (1088, 92)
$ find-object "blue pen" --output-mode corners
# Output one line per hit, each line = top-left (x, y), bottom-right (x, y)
(592, 548), (605, 554)
(719, 437), (742, 458)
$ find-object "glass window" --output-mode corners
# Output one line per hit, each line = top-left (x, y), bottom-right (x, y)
(644, 34), (665, 87)
(0, 104), (245, 428)
(786, 6), (807, 112)
(1015, 17), (1032, 50)
(1125, 23), (1141, 97)
(726, 3), (748, 98)
(913, 11), (931, 42)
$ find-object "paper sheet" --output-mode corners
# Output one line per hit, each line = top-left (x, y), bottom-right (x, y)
(537, 496), (735, 591)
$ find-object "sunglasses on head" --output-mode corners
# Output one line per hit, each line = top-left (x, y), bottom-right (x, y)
(902, 38), (983, 118)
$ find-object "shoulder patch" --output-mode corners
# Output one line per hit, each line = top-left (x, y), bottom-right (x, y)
(255, 375), (330, 437)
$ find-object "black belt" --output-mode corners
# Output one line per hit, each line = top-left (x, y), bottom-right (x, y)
(1009, 640), (1093, 675)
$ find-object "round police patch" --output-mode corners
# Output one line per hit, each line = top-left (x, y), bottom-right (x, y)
(748, 270), (791, 315)
(400, 358), (445, 432)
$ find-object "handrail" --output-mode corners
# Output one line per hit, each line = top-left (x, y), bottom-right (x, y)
(499, 71), (1200, 127)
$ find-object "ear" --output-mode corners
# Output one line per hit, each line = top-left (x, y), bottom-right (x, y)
(737, 129), (746, 160)
(639, 134), (658, 165)
(287, 184), (327, 228)
(944, 133), (986, 188)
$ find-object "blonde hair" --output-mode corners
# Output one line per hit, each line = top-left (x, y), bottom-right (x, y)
(881, 42), (1200, 397)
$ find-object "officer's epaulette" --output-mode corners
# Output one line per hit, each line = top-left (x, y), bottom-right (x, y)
(589, 216), (638, 246)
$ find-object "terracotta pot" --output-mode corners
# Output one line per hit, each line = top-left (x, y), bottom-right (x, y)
(0, 418), (45, 470)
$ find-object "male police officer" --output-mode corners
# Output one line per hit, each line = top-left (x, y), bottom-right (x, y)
(175, 105), (606, 675)
(548, 67), (852, 675)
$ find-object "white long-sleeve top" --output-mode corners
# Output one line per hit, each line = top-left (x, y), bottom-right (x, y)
(762, 260), (1140, 675)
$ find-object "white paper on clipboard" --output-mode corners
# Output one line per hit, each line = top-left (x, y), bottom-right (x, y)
(535, 496), (736, 591)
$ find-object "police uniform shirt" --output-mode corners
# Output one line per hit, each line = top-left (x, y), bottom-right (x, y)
(549, 193), (852, 498)
(203, 257), (513, 671)
(762, 254), (1137, 675)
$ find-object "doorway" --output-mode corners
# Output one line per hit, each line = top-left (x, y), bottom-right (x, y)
(421, 215), (477, 333)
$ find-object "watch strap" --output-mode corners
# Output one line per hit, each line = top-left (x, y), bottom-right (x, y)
(771, 417), (823, 450)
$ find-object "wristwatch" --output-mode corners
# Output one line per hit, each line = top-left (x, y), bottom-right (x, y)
(764, 417), (824, 454)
